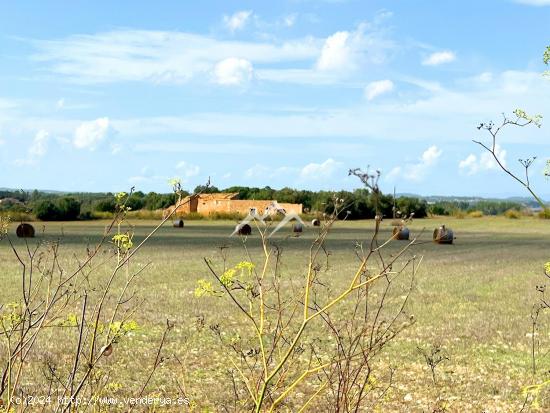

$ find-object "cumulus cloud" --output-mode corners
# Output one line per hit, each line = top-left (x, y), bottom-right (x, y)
(364, 79), (394, 100)
(422, 51), (456, 66)
(176, 161), (200, 178)
(74, 117), (114, 150)
(459, 144), (507, 175)
(213, 58), (254, 85)
(223, 10), (253, 32)
(316, 21), (393, 72)
(300, 158), (341, 180)
(386, 146), (442, 182)
(316, 31), (352, 71)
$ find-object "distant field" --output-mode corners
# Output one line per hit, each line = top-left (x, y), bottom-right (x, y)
(1, 217), (549, 411)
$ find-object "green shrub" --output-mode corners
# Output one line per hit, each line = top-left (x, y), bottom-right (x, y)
(538, 208), (550, 219)
(93, 198), (116, 213)
(57, 197), (81, 220)
(34, 200), (59, 220)
(504, 209), (521, 219)
(396, 197), (428, 218)
(34, 197), (81, 221)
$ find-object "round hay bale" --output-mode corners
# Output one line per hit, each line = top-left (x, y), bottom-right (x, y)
(392, 226), (409, 240)
(293, 222), (303, 233)
(433, 225), (453, 244)
(311, 218), (320, 227)
(16, 223), (35, 238)
(236, 223), (252, 236)
(173, 219), (184, 228)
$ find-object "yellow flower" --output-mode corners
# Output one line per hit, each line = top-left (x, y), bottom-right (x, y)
(195, 279), (216, 297)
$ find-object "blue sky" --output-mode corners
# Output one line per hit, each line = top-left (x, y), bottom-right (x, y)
(1, 0), (549, 197)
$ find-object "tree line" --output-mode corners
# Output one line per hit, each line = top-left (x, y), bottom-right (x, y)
(0, 187), (529, 221)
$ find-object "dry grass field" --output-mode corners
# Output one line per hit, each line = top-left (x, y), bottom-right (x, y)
(1, 216), (549, 412)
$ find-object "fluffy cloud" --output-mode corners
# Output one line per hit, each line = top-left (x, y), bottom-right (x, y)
(213, 58), (254, 85)
(459, 144), (507, 175)
(386, 146), (442, 182)
(422, 51), (456, 66)
(300, 158), (341, 180)
(364, 79), (394, 100)
(316, 31), (352, 71)
(223, 10), (253, 32)
(74, 117), (114, 150)
(316, 21), (393, 73)
(176, 161), (200, 178)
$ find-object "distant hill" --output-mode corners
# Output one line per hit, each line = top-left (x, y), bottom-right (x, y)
(397, 193), (546, 207)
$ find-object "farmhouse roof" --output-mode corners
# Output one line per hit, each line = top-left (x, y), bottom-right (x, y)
(196, 192), (239, 201)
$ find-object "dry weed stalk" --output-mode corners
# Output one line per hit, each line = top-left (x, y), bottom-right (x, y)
(0, 180), (204, 412)
(198, 195), (420, 412)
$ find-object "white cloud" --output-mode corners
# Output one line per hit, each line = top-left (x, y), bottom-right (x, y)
(33, 30), (319, 85)
(513, 0), (550, 5)
(29, 129), (49, 157)
(0, 137), (5, 146)
(316, 22), (393, 72)
(176, 161), (200, 178)
(300, 158), (341, 180)
(5, 70), (549, 151)
(364, 79), (394, 100)
(56, 98), (65, 109)
(459, 144), (507, 175)
(31, 19), (392, 87)
(386, 146), (442, 182)
(223, 10), (253, 32)
(213, 58), (254, 85)
(422, 51), (456, 66)
(421, 145), (442, 165)
(74, 117), (114, 150)
(316, 31), (352, 71)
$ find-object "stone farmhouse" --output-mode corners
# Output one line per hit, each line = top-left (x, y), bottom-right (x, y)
(163, 193), (303, 218)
